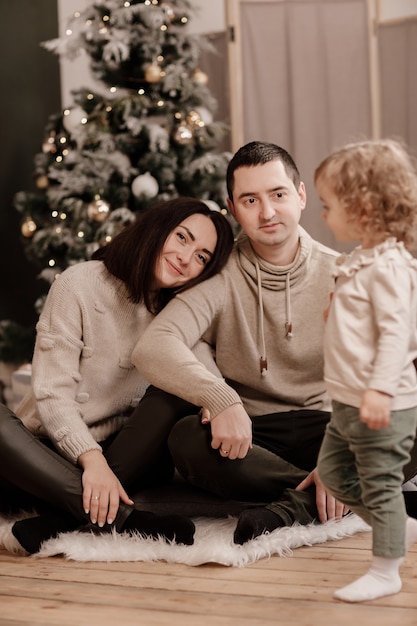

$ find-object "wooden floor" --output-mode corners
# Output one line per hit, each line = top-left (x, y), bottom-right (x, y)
(1, 530), (416, 626)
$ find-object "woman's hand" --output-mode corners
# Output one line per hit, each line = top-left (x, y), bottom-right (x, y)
(78, 449), (134, 526)
(210, 403), (253, 460)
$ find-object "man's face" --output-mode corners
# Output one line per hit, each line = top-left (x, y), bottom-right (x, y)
(227, 160), (306, 262)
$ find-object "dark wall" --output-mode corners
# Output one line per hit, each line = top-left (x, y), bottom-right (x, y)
(0, 0), (61, 326)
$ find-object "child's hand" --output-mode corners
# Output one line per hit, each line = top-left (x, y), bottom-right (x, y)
(323, 292), (333, 323)
(360, 389), (392, 429)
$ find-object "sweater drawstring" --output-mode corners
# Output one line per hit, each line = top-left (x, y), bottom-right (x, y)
(255, 263), (293, 377)
(255, 261), (268, 377)
(285, 272), (293, 339)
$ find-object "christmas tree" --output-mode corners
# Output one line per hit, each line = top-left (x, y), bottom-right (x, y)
(12, 0), (231, 333)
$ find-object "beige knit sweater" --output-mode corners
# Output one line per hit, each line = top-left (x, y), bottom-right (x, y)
(17, 261), (153, 463)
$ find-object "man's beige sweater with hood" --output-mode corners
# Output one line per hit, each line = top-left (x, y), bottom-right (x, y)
(134, 227), (338, 420)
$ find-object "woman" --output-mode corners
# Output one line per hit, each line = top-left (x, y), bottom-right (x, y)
(0, 197), (234, 554)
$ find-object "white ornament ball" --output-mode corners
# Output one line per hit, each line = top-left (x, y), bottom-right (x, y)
(203, 200), (221, 213)
(62, 106), (88, 133)
(131, 173), (159, 199)
(194, 106), (213, 125)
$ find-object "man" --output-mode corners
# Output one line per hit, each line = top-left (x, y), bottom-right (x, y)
(133, 141), (416, 543)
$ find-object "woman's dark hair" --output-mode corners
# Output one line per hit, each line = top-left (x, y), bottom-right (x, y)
(92, 197), (234, 313)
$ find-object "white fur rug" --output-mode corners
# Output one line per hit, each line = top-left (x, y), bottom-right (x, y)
(0, 513), (370, 567)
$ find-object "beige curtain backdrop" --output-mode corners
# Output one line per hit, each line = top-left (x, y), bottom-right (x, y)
(227, 0), (417, 252)
(379, 17), (417, 149)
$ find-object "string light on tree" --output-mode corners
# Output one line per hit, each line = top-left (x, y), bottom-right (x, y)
(173, 123), (194, 145)
(186, 110), (202, 128)
(42, 133), (57, 154)
(87, 196), (110, 222)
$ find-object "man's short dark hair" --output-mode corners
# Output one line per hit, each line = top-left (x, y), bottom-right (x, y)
(226, 141), (301, 201)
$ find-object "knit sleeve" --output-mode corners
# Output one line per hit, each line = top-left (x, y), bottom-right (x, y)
(368, 255), (417, 396)
(31, 266), (102, 463)
(132, 273), (242, 417)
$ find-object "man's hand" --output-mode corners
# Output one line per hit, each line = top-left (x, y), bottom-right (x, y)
(208, 403), (253, 460)
(78, 449), (134, 526)
(296, 468), (348, 523)
(360, 389), (392, 430)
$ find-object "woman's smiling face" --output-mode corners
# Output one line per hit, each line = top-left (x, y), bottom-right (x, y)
(154, 213), (218, 288)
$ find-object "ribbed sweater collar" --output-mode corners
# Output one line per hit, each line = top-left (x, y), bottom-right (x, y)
(235, 226), (312, 376)
(235, 226), (312, 290)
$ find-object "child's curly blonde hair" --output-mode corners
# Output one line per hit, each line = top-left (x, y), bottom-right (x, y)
(314, 139), (417, 249)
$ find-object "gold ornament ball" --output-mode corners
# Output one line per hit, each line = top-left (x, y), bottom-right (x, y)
(144, 62), (162, 83)
(21, 217), (37, 238)
(87, 198), (110, 222)
(192, 68), (208, 85)
(36, 174), (49, 189)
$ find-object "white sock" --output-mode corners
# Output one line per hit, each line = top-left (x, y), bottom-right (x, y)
(334, 556), (403, 602)
(405, 516), (417, 550)
(334, 516), (417, 602)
